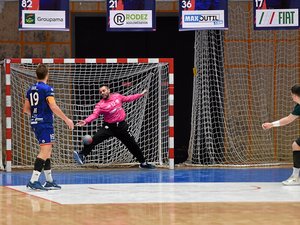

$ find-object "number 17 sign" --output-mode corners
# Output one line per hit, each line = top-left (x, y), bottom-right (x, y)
(254, 0), (300, 30)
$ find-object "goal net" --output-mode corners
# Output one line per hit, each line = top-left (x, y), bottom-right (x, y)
(5, 58), (173, 170)
(188, 2), (300, 166)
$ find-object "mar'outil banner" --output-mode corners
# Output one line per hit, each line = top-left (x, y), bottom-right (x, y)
(179, 0), (228, 31)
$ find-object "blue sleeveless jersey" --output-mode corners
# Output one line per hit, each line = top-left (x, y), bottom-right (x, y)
(26, 82), (54, 126)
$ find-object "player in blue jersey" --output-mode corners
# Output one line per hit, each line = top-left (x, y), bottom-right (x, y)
(262, 84), (300, 186)
(23, 64), (74, 191)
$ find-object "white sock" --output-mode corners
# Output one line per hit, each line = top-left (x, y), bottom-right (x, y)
(292, 167), (300, 177)
(44, 170), (53, 183)
(30, 170), (41, 183)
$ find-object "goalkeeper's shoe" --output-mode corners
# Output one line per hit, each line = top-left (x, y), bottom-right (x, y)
(282, 176), (300, 186)
(43, 181), (62, 190)
(73, 151), (85, 165)
(139, 162), (156, 169)
(26, 181), (48, 191)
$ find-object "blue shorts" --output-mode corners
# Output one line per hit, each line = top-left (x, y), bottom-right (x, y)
(32, 124), (55, 145)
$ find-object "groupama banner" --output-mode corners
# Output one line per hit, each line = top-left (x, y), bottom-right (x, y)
(19, 0), (69, 31)
(179, 0), (228, 31)
(254, 0), (300, 30)
(107, 0), (156, 31)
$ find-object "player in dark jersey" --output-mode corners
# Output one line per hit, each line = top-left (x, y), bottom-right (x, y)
(23, 64), (74, 191)
(262, 84), (300, 186)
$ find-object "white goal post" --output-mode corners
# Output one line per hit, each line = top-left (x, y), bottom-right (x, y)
(4, 58), (174, 171)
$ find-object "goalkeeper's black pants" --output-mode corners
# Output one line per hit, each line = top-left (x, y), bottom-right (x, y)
(80, 121), (146, 163)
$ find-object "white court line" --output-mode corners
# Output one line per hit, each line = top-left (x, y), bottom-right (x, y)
(8, 182), (300, 205)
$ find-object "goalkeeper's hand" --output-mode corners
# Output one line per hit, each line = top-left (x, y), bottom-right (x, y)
(141, 89), (148, 95)
(76, 120), (87, 127)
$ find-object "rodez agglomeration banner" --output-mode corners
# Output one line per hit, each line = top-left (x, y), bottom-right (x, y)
(19, 0), (69, 31)
(179, 0), (228, 31)
(254, 0), (300, 30)
(107, 0), (156, 31)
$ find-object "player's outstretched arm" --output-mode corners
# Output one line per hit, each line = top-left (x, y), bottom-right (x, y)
(262, 114), (298, 130)
(47, 97), (74, 130)
(23, 99), (31, 115)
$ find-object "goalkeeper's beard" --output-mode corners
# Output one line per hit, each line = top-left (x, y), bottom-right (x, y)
(102, 93), (110, 99)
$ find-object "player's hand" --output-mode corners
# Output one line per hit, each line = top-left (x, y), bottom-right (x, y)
(262, 122), (272, 130)
(141, 89), (148, 95)
(76, 120), (87, 127)
(66, 118), (74, 130)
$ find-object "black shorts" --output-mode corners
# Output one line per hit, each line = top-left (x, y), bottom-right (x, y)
(295, 137), (300, 146)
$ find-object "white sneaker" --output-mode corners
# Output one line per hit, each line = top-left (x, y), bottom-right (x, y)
(282, 176), (300, 186)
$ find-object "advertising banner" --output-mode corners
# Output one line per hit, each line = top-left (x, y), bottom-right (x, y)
(179, 0), (228, 31)
(107, 0), (156, 31)
(19, 0), (69, 31)
(254, 0), (300, 30)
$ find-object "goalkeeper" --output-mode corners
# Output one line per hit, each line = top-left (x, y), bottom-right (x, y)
(73, 85), (155, 169)
(262, 84), (300, 186)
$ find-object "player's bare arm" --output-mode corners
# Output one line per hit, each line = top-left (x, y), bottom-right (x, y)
(262, 114), (298, 130)
(23, 99), (31, 115)
(47, 96), (74, 130)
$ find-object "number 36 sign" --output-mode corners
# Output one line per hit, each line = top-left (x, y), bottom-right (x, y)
(179, 0), (228, 31)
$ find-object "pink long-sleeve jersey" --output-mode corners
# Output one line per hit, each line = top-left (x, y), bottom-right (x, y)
(84, 93), (144, 124)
